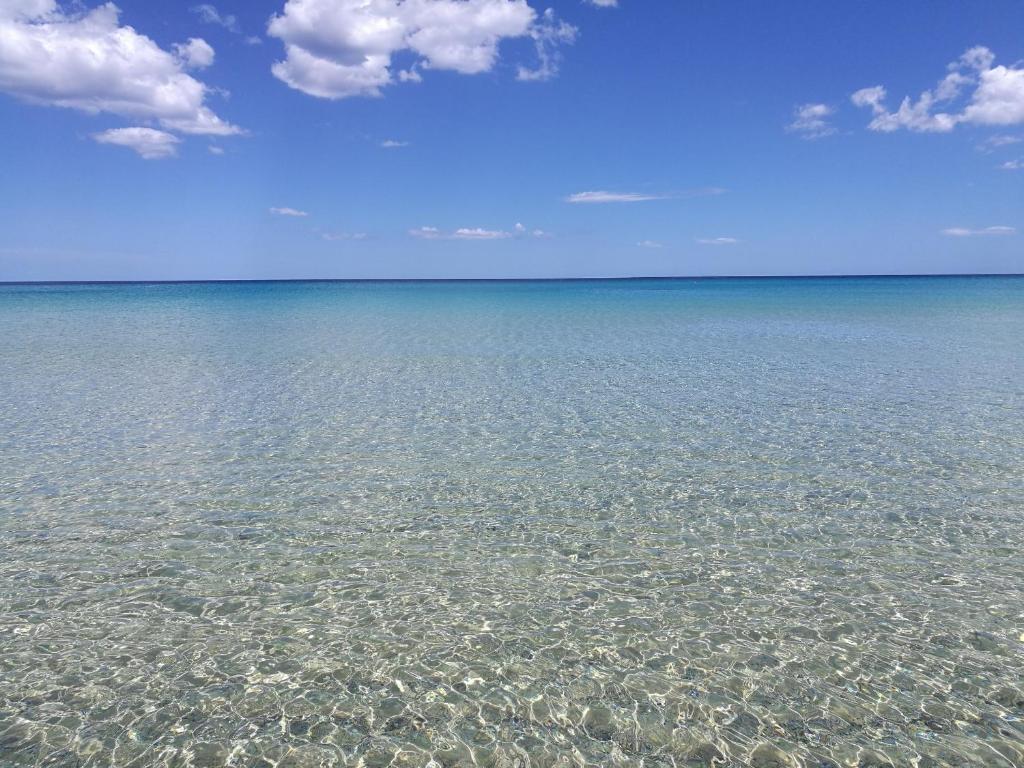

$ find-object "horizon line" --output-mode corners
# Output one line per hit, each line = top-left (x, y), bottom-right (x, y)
(2, 272), (1024, 286)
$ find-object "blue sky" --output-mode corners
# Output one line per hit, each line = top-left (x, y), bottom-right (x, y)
(1, 0), (1022, 280)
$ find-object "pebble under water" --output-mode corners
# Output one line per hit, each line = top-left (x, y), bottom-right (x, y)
(1, 277), (1023, 767)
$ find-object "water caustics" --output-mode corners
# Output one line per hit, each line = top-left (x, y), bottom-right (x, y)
(1, 277), (1023, 767)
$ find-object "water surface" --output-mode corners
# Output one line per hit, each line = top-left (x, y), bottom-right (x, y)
(1, 277), (1023, 767)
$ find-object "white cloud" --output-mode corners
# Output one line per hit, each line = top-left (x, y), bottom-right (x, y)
(851, 83), (958, 133)
(787, 103), (836, 139)
(453, 227), (513, 240)
(513, 222), (550, 238)
(637, 240), (663, 248)
(0, 2), (240, 137)
(379, 139), (409, 148)
(566, 188), (724, 204)
(852, 46), (1024, 133)
(322, 231), (367, 240)
(1001, 158), (1023, 170)
(977, 134), (1021, 152)
(410, 226), (513, 240)
(410, 226), (442, 239)
(585, 0), (618, 6)
(565, 190), (666, 203)
(516, 8), (576, 82)
(963, 63), (1024, 126)
(697, 237), (739, 245)
(208, 145), (224, 155)
(270, 207), (309, 217)
(267, 0), (570, 100)
(850, 85), (886, 112)
(0, 2), (56, 20)
(941, 226), (1015, 237)
(92, 126), (180, 158)
(192, 4), (262, 44)
(174, 38), (215, 69)
(191, 4), (239, 33)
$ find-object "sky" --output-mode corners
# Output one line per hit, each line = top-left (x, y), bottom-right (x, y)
(0, 0), (1022, 281)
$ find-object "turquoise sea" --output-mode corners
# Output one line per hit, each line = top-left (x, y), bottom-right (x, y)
(1, 277), (1023, 767)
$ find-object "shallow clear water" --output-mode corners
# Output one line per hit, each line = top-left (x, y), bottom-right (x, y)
(1, 277), (1023, 768)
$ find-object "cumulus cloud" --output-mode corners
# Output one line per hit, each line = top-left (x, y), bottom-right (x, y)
(1001, 158), (1023, 170)
(516, 8), (576, 82)
(267, 0), (573, 99)
(565, 190), (666, 203)
(0, 1), (240, 139)
(852, 46), (1024, 133)
(92, 126), (180, 158)
(174, 38), (215, 69)
(380, 139), (409, 148)
(697, 237), (739, 245)
(270, 207), (309, 217)
(941, 226), (1015, 237)
(0, 1), (58, 19)
(410, 226), (513, 240)
(787, 103), (836, 139)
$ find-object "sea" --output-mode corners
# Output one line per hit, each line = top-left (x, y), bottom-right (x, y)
(1, 277), (1022, 767)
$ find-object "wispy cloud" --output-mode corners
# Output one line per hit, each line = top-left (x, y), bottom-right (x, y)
(517, 223), (552, 238)
(380, 139), (410, 148)
(1001, 158), (1023, 170)
(941, 226), (1015, 237)
(637, 240), (664, 248)
(410, 226), (512, 241)
(191, 4), (261, 44)
(453, 228), (513, 240)
(566, 191), (667, 204)
(410, 224), (550, 241)
(516, 9), (577, 83)
(977, 134), (1021, 152)
(697, 237), (739, 245)
(270, 207), (309, 217)
(208, 145), (225, 155)
(92, 128), (181, 159)
(566, 188), (724, 204)
(585, 0), (619, 7)
(192, 4), (239, 32)
(322, 232), (367, 241)
(787, 103), (836, 139)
